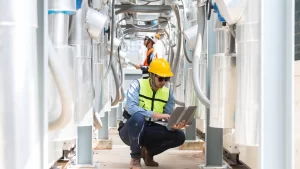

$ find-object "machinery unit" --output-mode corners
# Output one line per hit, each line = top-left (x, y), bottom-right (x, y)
(0, 0), (295, 168)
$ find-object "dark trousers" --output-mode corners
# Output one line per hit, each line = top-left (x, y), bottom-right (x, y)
(119, 113), (185, 159)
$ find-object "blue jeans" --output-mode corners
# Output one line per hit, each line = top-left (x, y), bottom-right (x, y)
(119, 113), (185, 159)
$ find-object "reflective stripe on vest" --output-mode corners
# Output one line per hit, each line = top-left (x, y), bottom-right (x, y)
(138, 79), (169, 114)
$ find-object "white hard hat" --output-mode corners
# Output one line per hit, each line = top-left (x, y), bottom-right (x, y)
(148, 36), (157, 44)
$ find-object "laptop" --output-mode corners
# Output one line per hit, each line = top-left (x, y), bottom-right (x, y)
(154, 106), (197, 127)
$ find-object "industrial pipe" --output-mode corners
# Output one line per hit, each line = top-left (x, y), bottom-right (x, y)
(104, 0), (115, 78)
(111, 62), (121, 106)
(48, 37), (73, 131)
(180, 0), (192, 63)
(119, 87), (125, 102)
(170, 5), (185, 106)
(192, 5), (210, 108)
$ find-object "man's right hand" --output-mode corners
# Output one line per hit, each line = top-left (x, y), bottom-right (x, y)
(152, 113), (170, 120)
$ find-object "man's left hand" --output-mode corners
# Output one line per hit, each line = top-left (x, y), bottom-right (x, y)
(172, 120), (187, 130)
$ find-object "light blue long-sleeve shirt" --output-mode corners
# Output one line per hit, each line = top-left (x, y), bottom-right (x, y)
(126, 79), (174, 117)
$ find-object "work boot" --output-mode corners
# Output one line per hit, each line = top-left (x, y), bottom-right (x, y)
(141, 147), (159, 167)
(130, 158), (142, 169)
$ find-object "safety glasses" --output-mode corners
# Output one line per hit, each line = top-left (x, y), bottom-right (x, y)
(156, 75), (170, 82)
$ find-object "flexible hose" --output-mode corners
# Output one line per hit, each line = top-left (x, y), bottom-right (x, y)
(48, 37), (73, 131)
(167, 21), (171, 60)
(192, 6), (210, 108)
(117, 47), (124, 86)
(111, 62), (121, 106)
(183, 38), (193, 63)
(104, 0), (115, 78)
(169, 47), (174, 67)
(171, 5), (185, 106)
(119, 87), (125, 102)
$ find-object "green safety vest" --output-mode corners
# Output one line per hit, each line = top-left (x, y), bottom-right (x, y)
(138, 79), (169, 114)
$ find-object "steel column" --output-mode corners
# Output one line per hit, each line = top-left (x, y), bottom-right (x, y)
(98, 112), (109, 139)
(200, 15), (227, 168)
(117, 103), (123, 120)
(37, 0), (48, 168)
(185, 118), (196, 140)
(77, 126), (93, 165)
(260, 0), (294, 168)
(109, 108), (117, 128)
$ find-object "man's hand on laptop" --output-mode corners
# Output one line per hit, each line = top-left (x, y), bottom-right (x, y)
(152, 113), (170, 120)
(172, 120), (187, 130)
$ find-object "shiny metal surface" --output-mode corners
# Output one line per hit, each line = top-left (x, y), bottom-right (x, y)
(210, 54), (236, 128)
(55, 46), (75, 99)
(74, 45), (93, 123)
(93, 63), (105, 114)
(198, 54), (207, 119)
(186, 68), (196, 106)
(48, 14), (69, 45)
(48, 0), (76, 12)
(69, 0), (91, 45)
(235, 22), (260, 146)
(215, 27), (235, 54)
(175, 69), (184, 102)
(86, 8), (108, 41)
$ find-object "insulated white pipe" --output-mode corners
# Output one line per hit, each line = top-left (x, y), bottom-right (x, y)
(235, 0), (260, 146)
(48, 37), (73, 131)
(192, 5), (210, 108)
(111, 62), (121, 106)
(0, 1), (42, 168)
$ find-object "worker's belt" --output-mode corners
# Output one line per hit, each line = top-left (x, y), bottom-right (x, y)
(123, 109), (132, 119)
(145, 117), (155, 122)
(123, 109), (159, 122)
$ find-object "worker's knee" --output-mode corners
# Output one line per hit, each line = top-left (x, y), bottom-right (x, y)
(128, 113), (145, 128)
(175, 130), (185, 146)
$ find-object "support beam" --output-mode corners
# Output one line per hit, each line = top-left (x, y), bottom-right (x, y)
(200, 15), (227, 169)
(123, 28), (164, 34)
(98, 112), (109, 139)
(114, 5), (183, 14)
(117, 103), (123, 120)
(77, 126), (93, 165)
(260, 0), (294, 168)
(109, 108), (117, 128)
(37, 0), (48, 168)
(185, 118), (196, 140)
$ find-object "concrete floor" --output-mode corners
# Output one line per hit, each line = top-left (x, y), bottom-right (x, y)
(93, 128), (205, 169)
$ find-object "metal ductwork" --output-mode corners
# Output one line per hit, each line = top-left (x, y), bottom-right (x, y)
(210, 24), (236, 129)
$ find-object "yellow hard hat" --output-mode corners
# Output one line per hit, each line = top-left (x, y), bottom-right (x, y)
(155, 33), (160, 39)
(148, 58), (173, 77)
